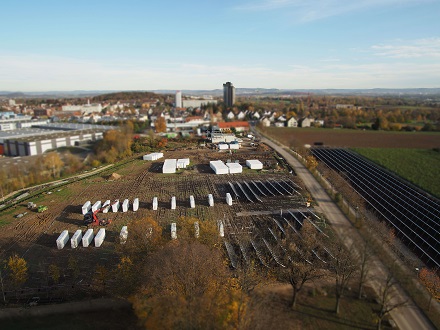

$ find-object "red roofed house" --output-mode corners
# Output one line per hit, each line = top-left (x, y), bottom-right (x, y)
(217, 121), (250, 133)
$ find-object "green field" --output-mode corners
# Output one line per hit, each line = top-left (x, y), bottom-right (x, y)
(352, 148), (440, 198)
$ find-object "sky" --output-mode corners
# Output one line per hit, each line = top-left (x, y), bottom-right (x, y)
(0, 0), (439, 91)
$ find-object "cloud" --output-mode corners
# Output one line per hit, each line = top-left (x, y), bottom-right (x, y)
(235, 0), (434, 22)
(372, 38), (440, 58)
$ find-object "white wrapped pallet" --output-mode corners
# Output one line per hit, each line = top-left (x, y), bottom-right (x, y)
(194, 221), (200, 238)
(82, 201), (91, 215)
(226, 193), (233, 206)
(70, 230), (83, 249)
(208, 194), (214, 207)
(152, 197), (158, 210)
(92, 200), (102, 212)
(218, 143), (229, 150)
(82, 229), (94, 247)
(171, 196), (176, 210)
(190, 195), (195, 208)
(177, 158), (190, 169)
(56, 230), (69, 250)
(171, 223), (177, 239)
(143, 152), (164, 161)
(226, 162), (242, 174)
(102, 200), (111, 214)
(112, 199), (120, 212)
(218, 221), (225, 237)
(246, 159), (263, 170)
(122, 199), (129, 212)
(120, 226), (128, 244)
(132, 198), (139, 211)
(163, 159), (177, 173)
(210, 160), (229, 174)
(94, 228), (106, 247)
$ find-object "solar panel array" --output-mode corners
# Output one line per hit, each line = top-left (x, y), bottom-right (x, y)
(311, 148), (440, 268)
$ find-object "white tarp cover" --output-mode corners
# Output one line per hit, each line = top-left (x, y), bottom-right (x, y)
(122, 199), (129, 212)
(190, 195), (195, 208)
(120, 226), (128, 244)
(163, 159), (177, 173)
(102, 200), (111, 214)
(133, 198), (139, 211)
(210, 160), (229, 174)
(70, 229), (82, 249)
(171, 196), (176, 210)
(82, 201), (91, 215)
(82, 229), (94, 247)
(208, 194), (214, 207)
(95, 228), (106, 247)
(152, 197), (158, 210)
(226, 162), (242, 174)
(112, 199), (120, 212)
(92, 200), (102, 212)
(56, 230), (69, 250)
(226, 193), (233, 206)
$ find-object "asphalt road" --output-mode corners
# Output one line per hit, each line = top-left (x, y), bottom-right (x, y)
(254, 130), (435, 330)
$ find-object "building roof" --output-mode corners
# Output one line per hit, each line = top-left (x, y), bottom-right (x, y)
(218, 121), (249, 129)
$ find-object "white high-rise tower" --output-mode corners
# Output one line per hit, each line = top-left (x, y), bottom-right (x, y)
(175, 91), (182, 108)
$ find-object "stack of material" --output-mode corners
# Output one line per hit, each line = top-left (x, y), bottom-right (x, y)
(122, 199), (129, 212)
(152, 197), (158, 210)
(218, 221), (225, 237)
(208, 194), (214, 207)
(132, 198), (139, 212)
(189, 195), (195, 208)
(229, 141), (240, 150)
(194, 221), (200, 238)
(82, 229), (94, 247)
(143, 152), (164, 161)
(177, 158), (190, 169)
(226, 193), (233, 206)
(218, 143), (229, 150)
(120, 226), (128, 244)
(92, 200), (102, 212)
(171, 196), (176, 210)
(163, 159), (177, 173)
(82, 201), (91, 215)
(94, 228), (106, 247)
(102, 200), (111, 213)
(246, 159), (263, 170)
(210, 160), (229, 174)
(171, 223), (177, 239)
(112, 199), (120, 212)
(226, 162), (242, 174)
(70, 230), (83, 249)
(56, 230), (69, 250)
(108, 172), (121, 180)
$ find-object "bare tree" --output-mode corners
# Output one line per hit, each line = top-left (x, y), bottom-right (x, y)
(278, 221), (326, 309)
(328, 240), (358, 314)
(356, 240), (373, 299)
(375, 272), (408, 330)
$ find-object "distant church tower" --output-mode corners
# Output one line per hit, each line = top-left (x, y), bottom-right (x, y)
(223, 82), (235, 107)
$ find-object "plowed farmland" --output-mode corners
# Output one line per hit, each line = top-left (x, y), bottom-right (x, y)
(0, 145), (308, 290)
(263, 127), (440, 148)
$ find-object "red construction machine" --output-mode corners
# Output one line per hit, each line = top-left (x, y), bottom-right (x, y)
(83, 207), (111, 226)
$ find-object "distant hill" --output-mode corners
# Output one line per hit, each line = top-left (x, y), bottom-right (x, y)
(1, 88), (440, 99)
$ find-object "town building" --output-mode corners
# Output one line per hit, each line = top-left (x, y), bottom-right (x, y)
(223, 82), (235, 107)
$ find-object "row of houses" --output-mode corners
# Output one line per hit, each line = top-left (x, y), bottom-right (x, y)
(259, 116), (324, 128)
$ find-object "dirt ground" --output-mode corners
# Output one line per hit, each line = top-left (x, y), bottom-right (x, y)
(0, 143), (309, 296)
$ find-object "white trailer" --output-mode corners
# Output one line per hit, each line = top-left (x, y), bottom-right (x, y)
(122, 199), (129, 212)
(82, 201), (91, 215)
(112, 199), (120, 212)
(94, 228), (106, 247)
(171, 223), (177, 239)
(132, 198), (139, 212)
(82, 229), (94, 247)
(189, 195), (195, 208)
(56, 230), (69, 250)
(152, 197), (158, 211)
(120, 226), (128, 244)
(208, 194), (214, 207)
(70, 229), (82, 249)
(92, 200), (102, 212)
(171, 196), (176, 210)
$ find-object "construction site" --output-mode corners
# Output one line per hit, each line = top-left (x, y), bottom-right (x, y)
(0, 138), (318, 297)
